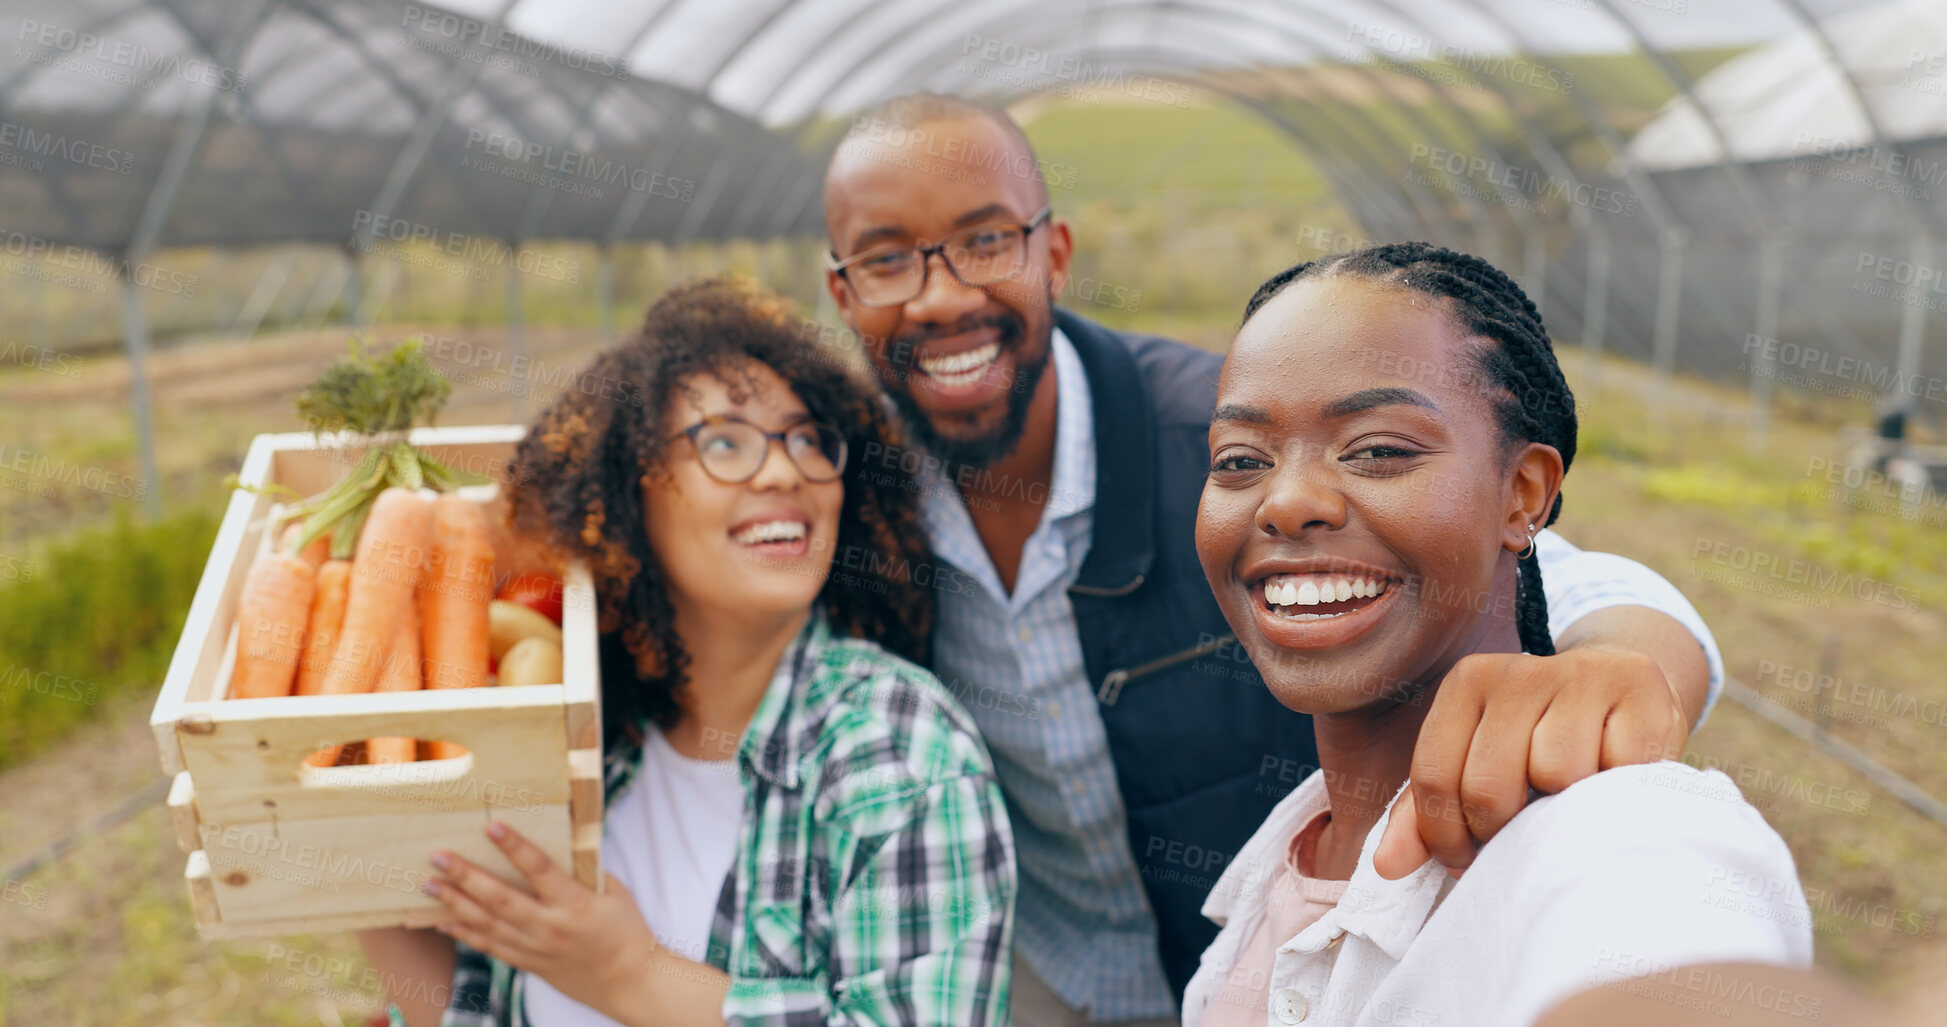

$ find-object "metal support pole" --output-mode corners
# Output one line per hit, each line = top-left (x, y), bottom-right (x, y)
(1893, 234), (1932, 405)
(1747, 236), (1786, 455)
(343, 246), (365, 327)
(1651, 231), (1686, 431)
(598, 247), (616, 343)
(119, 275), (162, 521)
(1580, 231), (1611, 391)
(506, 246), (525, 421)
(1523, 228), (1547, 320)
(230, 252), (296, 339)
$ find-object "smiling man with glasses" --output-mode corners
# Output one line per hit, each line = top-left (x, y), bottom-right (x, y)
(819, 93), (1725, 1027)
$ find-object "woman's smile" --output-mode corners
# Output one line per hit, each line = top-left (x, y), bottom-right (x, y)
(1242, 557), (1405, 649)
(729, 510), (814, 558)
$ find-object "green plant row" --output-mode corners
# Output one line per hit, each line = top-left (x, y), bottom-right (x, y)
(0, 507), (219, 772)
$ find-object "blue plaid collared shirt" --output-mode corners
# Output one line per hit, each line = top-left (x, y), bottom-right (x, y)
(918, 328), (1179, 1020)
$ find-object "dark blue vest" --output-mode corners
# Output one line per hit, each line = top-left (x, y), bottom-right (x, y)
(1054, 307), (1322, 1002)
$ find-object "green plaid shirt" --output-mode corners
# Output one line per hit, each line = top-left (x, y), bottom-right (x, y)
(432, 613), (1015, 1025)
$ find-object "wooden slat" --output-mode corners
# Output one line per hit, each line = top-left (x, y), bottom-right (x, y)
(572, 821), (603, 894)
(151, 435), (281, 776)
(179, 686), (568, 796)
(561, 564), (602, 752)
(203, 802), (568, 925)
(195, 905), (448, 941)
(184, 850), (222, 928)
(167, 772), (201, 854)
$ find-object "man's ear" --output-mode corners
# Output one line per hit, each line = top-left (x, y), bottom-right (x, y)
(825, 267), (855, 324)
(1043, 218), (1074, 300)
(1504, 443), (1565, 553)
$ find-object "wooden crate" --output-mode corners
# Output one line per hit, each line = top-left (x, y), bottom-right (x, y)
(149, 425), (603, 939)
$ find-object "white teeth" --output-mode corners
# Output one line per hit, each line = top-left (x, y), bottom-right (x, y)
(1262, 574), (1390, 611)
(733, 520), (807, 545)
(918, 342), (1000, 387)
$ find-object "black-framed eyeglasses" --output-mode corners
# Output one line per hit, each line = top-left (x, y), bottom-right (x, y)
(825, 206), (1053, 308)
(669, 416), (848, 484)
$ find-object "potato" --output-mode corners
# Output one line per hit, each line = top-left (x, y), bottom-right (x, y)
(489, 599), (562, 662)
(499, 637), (564, 688)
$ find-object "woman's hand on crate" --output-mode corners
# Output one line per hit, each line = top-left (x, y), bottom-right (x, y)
(424, 820), (731, 1025)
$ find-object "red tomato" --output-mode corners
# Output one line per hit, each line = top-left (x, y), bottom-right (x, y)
(498, 573), (564, 625)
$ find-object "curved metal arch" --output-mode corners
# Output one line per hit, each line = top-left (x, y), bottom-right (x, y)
(145, 3), (338, 243)
(1153, 0), (1555, 249)
(1585, 0), (1772, 236)
(846, 0), (1474, 239)
(519, 0), (805, 244)
(1142, 0), (1540, 250)
(749, 21), (1439, 249)
(1769, 0), (1940, 237)
(1580, 0), (1888, 406)
(1442, 0), (1683, 239)
(744, 5), (1477, 251)
(126, 0), (276, 259)
(764, 35), (1440, 253)
(286, 0), (516, 235)
(1337, 0), (1618, 307)
(682, 0), (1446, 245)
(0, 0), (217, 244)
(859, 0), (1511, 241)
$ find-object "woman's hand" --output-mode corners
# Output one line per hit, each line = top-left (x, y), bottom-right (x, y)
(1374, 644), (1690, 879)
(425, 821), (657, 1020)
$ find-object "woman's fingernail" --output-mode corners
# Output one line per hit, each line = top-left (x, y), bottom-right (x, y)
(431, 852), (452, 871)
(487, 821), (507, 841)
(422, 879), (443, 897)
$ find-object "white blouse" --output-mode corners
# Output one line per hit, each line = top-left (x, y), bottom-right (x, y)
(1183, 761), (1813, 1027)
(520, 727), (745, 1025)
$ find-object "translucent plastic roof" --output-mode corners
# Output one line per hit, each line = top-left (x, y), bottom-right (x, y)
(0, 0), (827, 252)
(1628, 0), (1947, 170)
(0, 0), (1916, 259)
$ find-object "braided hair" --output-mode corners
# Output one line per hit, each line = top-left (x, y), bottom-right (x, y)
(1241, 242), (1576, 656)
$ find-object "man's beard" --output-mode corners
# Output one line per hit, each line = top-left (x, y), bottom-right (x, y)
(884, 311), (1051, 470)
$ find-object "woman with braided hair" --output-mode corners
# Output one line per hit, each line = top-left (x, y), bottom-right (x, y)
(1182, 244), (1810, 1027)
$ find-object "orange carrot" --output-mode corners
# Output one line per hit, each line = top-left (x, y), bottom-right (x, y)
(230, 552), (316, 699)
(419, 495), (494, 760)
(366, 610), (423, 764)
(281, 522), (330, 570)
(294, 560), (352, 697)
(320, 488), (434, 697)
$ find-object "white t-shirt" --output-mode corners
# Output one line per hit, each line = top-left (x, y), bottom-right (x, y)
(1182, 761), (1813, 1027)
(520, 727), (745, 1025)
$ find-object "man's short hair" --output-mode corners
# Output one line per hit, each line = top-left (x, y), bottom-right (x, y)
(830, 92), (1048, 205)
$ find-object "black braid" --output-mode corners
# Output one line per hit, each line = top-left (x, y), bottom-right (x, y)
(1242, 242), (1576, 656)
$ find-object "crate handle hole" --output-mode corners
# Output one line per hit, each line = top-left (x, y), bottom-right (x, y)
(296, 741), (475, 786)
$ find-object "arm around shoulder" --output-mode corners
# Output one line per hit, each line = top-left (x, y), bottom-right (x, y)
(1535, 529), (1722, 727)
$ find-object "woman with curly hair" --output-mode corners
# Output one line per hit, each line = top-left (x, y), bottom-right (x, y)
(359, 277), (1016, 1027)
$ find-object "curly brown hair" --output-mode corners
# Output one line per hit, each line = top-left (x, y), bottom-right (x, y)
(506, 277), (935, 754)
